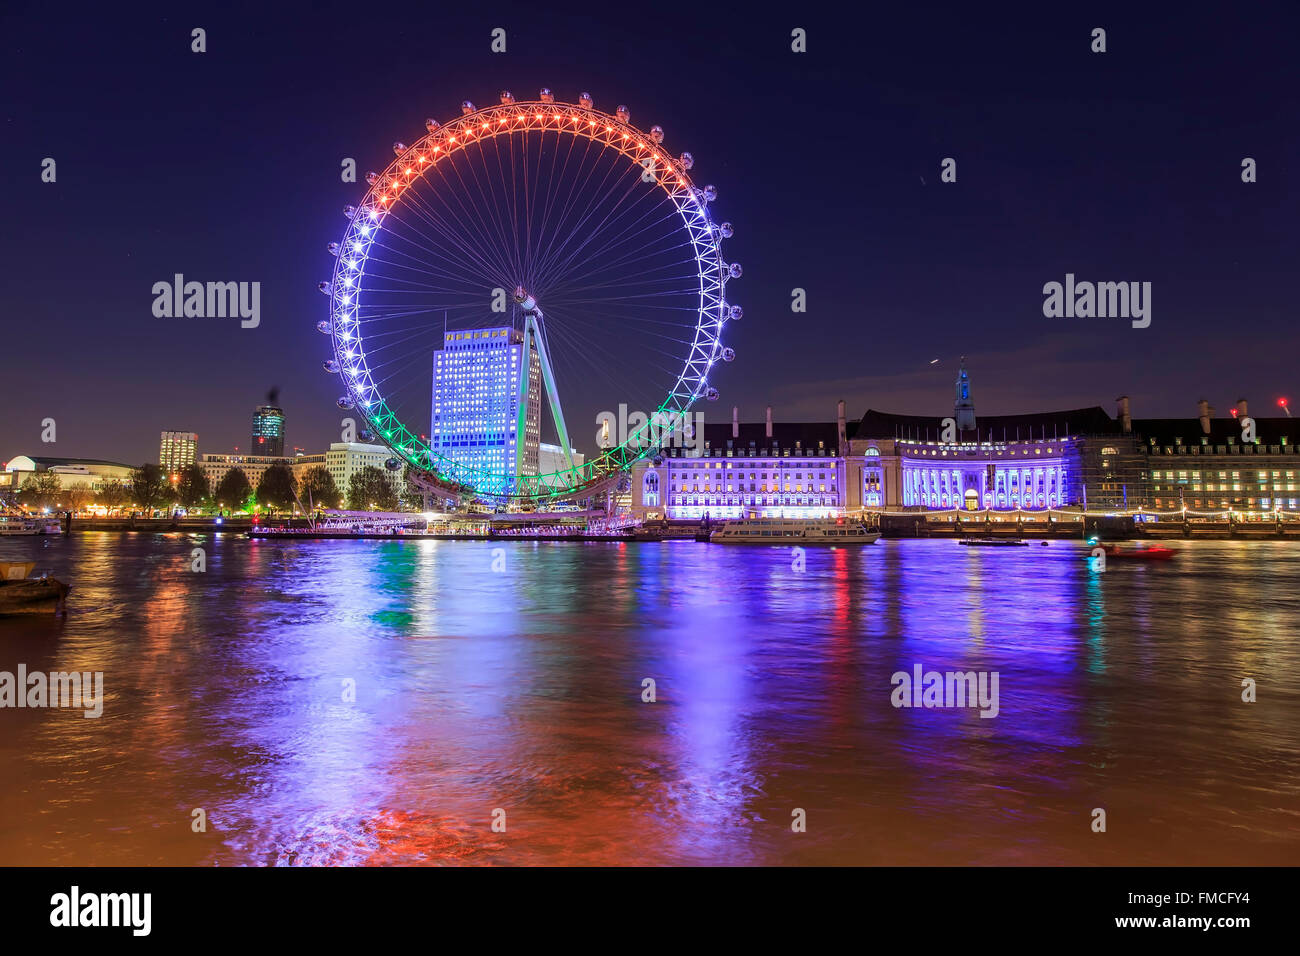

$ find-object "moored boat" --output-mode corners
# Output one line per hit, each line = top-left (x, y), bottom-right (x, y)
(0, 514), (63, 536)
(959, 538), (1029, 547)
(0, 562), (70, 615)
(709, 517), (880, 544)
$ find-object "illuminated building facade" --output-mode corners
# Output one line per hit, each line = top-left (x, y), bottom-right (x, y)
(159, 430), (198, 477)
(631, 374), (1299, 520)
(1135, 400), (1299, 514)
(431, 327), (541, 489)
(899, 440), (1074, 510)
(324, 442), (401, 500)
(252, 405), (285, 457)
(2, 456), (133, 491)
(630, 405), (847, 520)
(198, 446), (406, 507)
(844, 364), (1135, 512)
(199, 452), (323, 491)
(846, 408), (1134, 512)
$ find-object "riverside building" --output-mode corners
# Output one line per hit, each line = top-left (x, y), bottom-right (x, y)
(1133, 399), (1299, 514)
(630, 405), (846, 521)
(158, 431), (198, 478)
(629, 363), (1297, 519)
(252, 405), (286, 457)
(198, 452), (327, 491)
(430, 327), (541, 490)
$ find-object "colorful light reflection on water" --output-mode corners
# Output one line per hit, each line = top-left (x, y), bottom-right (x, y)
(1, 534), (1297, 865)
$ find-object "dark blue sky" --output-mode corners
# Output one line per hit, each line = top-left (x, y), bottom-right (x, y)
(3, 1), (1297, 465)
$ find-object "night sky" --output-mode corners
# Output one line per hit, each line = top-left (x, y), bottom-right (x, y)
(3, 1), (1297, 466)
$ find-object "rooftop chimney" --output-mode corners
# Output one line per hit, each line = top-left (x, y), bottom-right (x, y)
(765, 405), (773, 439)
(837, 399), (847, 451)
(732, 406), (739, 439)
(1116, 395), (1131, 434)
(1197, 399), (1212, 435)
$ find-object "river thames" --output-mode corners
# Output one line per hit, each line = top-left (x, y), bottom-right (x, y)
(1, 533), (1297, 866)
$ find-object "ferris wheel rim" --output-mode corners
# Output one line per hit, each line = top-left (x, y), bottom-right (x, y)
(323, 94), (736, 501)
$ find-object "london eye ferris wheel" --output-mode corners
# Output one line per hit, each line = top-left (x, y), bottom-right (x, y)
(320, 89), (741, 503)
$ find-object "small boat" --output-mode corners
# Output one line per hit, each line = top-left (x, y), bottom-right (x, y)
(1100, 544), (1178, 562)
(959, 538), (1028, 547)
(630, 523), (696, 541)
(631, 522), (670, 541)
(0, 562), (70, 615)
(709, 517), (881, 544)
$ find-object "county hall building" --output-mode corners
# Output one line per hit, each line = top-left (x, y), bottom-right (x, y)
(629, 363), (1299, 519)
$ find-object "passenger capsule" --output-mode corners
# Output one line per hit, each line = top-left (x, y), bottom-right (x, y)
(323, 359), (340, 374)
(728, 263), (743, 279)
(392, 141), (406, 156)
(461, 100), (475, 114)
(425, 117), (441, 133)
(327, 242), (340, 256)
(578, 92), (593, 109)
(650, 125), (664, 144)
(679, 151), (694, 170)
(703, 184), (717, 202)
(729, 304), (743, 320)
(722, 347), (736, 362)
(337, 397), (355, 410)
(719, 222), (734, 239)
(616, 105), (630, 123)
(385, 458), (403, 471)
(706, 387), (720, 402)
(540, 88), (554, 103)
(317, 320), (333, 334)
(499, 90), (514, 104)
(365, 171), (379, 185)
(318, 281), (332, 295)
(343, 205), (357, 219)
(359, 429), (375, 442)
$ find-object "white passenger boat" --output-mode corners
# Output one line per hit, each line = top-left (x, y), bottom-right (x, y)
(0, 515), (62, 536)
(709, 517), (880, 544)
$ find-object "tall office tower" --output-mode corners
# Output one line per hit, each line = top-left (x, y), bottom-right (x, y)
(430, 327), (540, 489)
(159, 431), (198, 476)
(252, 405), (285, 457)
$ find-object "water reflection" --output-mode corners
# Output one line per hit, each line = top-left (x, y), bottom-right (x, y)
(1, 534), (1297, 865)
